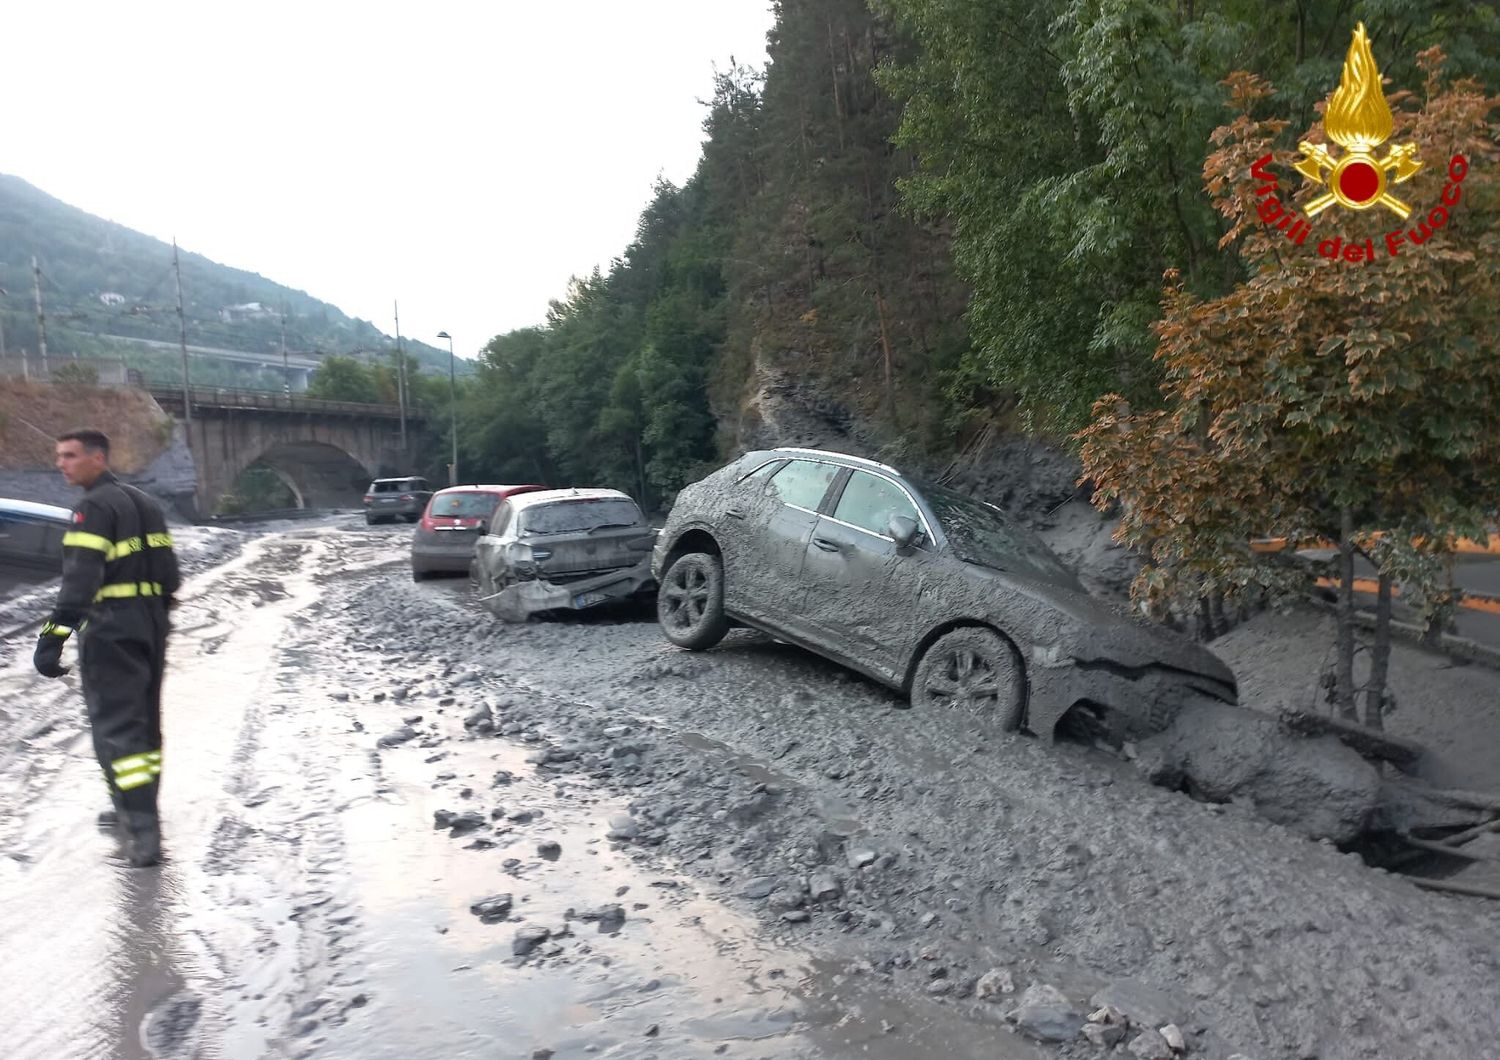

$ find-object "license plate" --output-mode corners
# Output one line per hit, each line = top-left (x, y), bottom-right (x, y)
(573, 591), (610, 608)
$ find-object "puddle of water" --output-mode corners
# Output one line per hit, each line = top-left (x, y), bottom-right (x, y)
(315, 724), (1050, 1060)
(2, 528), (356, 1060)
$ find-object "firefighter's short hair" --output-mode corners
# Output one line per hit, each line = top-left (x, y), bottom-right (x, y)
(56, 428), (111, 457)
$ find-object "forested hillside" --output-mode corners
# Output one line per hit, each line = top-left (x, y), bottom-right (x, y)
(0, 174), (452, 382)
(460, 0), (1500, 509)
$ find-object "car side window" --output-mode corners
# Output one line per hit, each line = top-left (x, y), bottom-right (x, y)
(833, 471), (921, 538)
(766, 460), (839, 512)
(738, 459), (784, 483)
(490, 502), (513, 536)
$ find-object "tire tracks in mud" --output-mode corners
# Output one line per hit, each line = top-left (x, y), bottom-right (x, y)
(155, 527), (401, 1058)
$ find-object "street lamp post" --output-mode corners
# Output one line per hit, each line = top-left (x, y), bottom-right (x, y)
(436, 331), (458, 485)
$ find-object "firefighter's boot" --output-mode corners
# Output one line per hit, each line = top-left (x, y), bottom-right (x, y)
(122, 812), (161, 868)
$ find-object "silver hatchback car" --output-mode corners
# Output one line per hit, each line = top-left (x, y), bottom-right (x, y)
(472, 488), (657, 621)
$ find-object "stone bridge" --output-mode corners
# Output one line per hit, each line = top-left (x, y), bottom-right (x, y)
(149, 386), (421, 517)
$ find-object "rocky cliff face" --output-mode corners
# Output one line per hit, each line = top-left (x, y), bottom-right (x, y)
(0, 382), (196, 518)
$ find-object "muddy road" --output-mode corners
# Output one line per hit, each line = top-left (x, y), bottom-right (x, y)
(1, 518), (1497, 1060)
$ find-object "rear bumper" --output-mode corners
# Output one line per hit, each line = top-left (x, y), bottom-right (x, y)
(367, 502), (423, 517)
(411, 541), (480, 572)
(483, 558), (656, 622)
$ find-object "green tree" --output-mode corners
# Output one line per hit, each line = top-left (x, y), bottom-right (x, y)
(1079, 55), (1500, 726)
(875, 0), (1500, 434)
(306, 355), (382, 403)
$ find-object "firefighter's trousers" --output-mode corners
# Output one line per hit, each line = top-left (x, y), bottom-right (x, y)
(81, 600), (169, 831)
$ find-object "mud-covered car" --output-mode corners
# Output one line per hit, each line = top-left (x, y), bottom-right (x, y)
(472, 488), (657, 621)
(652, 448), (1237, 741)
(411, 483), (545, 581)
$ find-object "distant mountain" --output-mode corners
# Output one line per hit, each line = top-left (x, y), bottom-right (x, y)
(0, 174), (460, 388)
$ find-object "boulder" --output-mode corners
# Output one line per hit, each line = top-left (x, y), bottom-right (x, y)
(1009, 983), (1084, 1043)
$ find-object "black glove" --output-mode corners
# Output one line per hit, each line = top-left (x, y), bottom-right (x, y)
(34, 623), (72, 678)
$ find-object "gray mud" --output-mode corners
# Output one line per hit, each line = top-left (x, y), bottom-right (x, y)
(4, 520), (1499, 1060)
(342, 565), (1500, 1060)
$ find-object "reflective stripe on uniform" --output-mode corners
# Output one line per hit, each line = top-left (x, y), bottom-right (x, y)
(103, 534), (174, 561)
(111, 749), (162, 791)
(116, 770), (158, 791)
(107, 536), (145, 560)
(62, 530), (111, 553)
(93, 581), (165, 601)
(40, 621), (73, 637)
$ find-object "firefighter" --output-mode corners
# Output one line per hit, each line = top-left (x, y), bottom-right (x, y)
(34, 428), (180, 868)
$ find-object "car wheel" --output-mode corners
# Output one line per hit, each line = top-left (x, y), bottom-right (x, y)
(475, 565), (503, 614)
(405, 513), (419, 523)
(412, 567), (430, 582)
(365, 514), (378, 525)
(910, 627), (1025, 729)
(658, 552), (729, 650)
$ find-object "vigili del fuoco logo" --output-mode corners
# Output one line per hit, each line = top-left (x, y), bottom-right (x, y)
(1249, 23), (1469, 263)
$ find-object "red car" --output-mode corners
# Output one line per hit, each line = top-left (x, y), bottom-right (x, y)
(410, 484), (545, 581)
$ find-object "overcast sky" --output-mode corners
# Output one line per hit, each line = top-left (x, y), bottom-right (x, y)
(4, 1), (774, 359)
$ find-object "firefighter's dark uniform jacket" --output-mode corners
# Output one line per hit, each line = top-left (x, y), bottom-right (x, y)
(42, 471), (180, 820)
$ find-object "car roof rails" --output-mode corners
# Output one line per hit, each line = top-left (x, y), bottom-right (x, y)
(770, 446), (901, 476)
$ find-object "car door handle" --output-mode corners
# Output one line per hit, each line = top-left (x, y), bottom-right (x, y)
(725, 507), (746, 520)
(812, 537), (841, 552)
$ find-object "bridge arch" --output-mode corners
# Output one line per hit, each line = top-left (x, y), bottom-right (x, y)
(222, 441), (371, 512)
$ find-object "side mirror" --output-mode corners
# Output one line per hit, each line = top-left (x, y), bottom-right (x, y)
(888, 514), (920, 549)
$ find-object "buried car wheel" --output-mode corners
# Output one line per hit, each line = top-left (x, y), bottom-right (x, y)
(910, 627), (1025, 729)
(473, 563), (502, 615)
(658, 552), (729, 650)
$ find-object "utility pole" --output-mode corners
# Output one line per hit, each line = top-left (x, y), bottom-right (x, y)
(437, 331), (458, 485)
(393, 300), (408, 454)
(280, 303), (290, 397)
(173, 239), (192, 430)
(31, 257), (47, 366)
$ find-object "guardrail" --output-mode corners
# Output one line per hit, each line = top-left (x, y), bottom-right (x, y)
(1251, 534), (1500, 556)
(1254, 533), (1500, 616)
(148, 385), (412, 419)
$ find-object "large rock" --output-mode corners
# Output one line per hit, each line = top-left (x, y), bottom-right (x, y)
(1127, 1028), (1174, 1060)
(1008, 983), (1084, 1043)
(376, 725), (418, 749)
(1134, 699), (1380, 844)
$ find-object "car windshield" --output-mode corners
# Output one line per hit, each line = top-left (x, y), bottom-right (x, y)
(521, 498), (642, 535)
(912, 479), (1081, 588)
(431, 492), (500, 518)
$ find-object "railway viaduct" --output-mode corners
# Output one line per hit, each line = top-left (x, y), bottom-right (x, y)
(148, 387), (420, 516)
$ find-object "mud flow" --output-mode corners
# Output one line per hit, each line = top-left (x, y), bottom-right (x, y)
(2, 519), (1054, 1060)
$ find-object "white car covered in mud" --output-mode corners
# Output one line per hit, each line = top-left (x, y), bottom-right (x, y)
(471, 488), (657, 621)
